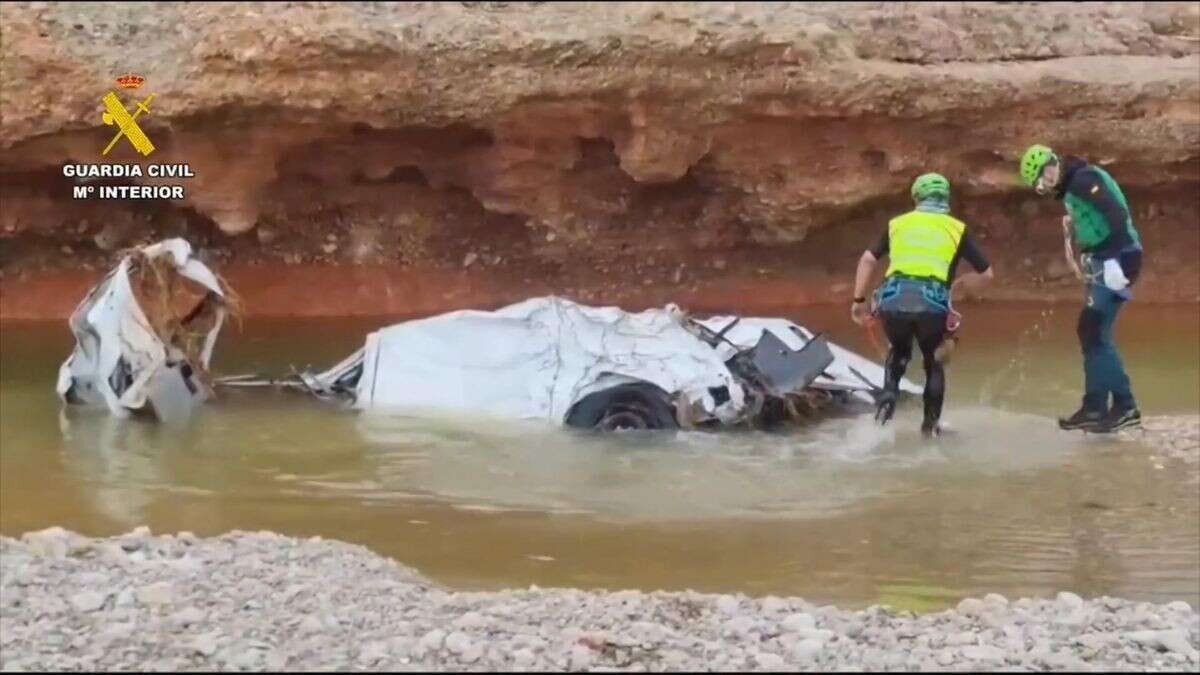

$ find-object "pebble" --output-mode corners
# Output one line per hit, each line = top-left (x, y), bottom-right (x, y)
(760, 596), (788, 614)
(298, 615), (324, 635)
(168, 557), (203, 575)
(265, 650), (288, 670)
(114, 588), (135, 608)
(21, 528), (73, 558)
(753, 652), (784, 669)
(190, 634), (218, 657)
(945, 632), (977, 646)
(68, 591), (105, 613)
(97, 544), (128, 565)
(794, 628), (835, 643)
(791, 638), (824, 661)
(460, 643), (484, 664)
(1127, 630), (1200, 658)
(512, 648), (536, 667)
(226, 647), (262, 669)
(660, 649), (688, 669)
(444, 631), (472, 655)
(136, 582), (174, 606)
(957, 597), (987, 616)
(1041, 652), (1086, 670)
(419, 628), (447, 653)
(984, 593), (1009, 607)
(169, 606), (205, 628)
(715, 594), (740, 615)
(724, 616), (756, 638)
(1073, 633), (1115, 650)
(631, 620), (668, 643)
(567, 645), (593, 670)
(1054, 610), (1089, 629)
(358, 641), (389, 663)
(1057, 592), (1085, 609)
(453, 611), (486, 630)
(962, 644), (1007, 662)
(780, 612), (816, 633)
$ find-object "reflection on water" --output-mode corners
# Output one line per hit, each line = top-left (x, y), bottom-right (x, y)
(344, 406), (1085, 520)
(1, 304), (1198, 610)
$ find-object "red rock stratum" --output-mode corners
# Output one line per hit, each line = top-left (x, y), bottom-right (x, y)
(1, 2), (1197, 317)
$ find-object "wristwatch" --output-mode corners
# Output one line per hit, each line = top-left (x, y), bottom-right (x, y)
(853, 296), (866, 304)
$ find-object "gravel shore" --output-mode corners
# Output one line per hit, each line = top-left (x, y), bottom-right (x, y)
(2, 527), (1197, 672)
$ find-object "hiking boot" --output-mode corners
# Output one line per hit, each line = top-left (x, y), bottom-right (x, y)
(1096, 406), (1142, 433)
(1058, 406), (1105, 431)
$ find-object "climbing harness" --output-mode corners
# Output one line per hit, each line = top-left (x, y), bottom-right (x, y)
(868, 275), (964, 364)
(874, 275), (950, 314)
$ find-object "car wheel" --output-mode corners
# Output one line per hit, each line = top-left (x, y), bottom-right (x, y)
(565, 383), (680, 431)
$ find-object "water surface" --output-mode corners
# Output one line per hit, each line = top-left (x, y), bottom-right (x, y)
(2, 303), (1197, 610)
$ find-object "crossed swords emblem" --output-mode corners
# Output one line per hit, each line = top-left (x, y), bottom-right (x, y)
(101, 91), (156, 156)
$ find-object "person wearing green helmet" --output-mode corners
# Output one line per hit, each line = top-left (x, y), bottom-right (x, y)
(1019, 144), (1143, 433)
(850, 172), (994, 437)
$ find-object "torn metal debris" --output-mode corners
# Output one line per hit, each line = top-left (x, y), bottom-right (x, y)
(56, 238), (233, 423)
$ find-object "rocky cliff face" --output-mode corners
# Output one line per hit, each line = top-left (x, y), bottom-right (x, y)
(1, 2), (1198, 317)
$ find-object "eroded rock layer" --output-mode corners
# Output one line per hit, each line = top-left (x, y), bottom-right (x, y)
(1, 2), (1198, 316)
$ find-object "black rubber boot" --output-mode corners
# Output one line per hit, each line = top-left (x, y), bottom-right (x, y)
(875, 392), (897, 426)
(920, 418), (941, 438)
(1058, 406), (1105, 431)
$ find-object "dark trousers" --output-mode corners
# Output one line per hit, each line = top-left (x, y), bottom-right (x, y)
(1078, 284), (1136, 412)
(880, 311), (948, 426)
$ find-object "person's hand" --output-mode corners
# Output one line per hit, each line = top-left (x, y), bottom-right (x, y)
(1062, 217), (1085, 280)
(851, 300), (871, 326)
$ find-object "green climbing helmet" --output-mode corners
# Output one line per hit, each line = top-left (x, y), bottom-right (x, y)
(1020, 144), (1057, 187)
(911, 172), (951, 202)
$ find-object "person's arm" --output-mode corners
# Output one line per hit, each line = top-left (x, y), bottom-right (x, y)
(853, 250), (879, 299)
(851, 230), (889, 325)
(1062, 216), (1085, 280)
(850, 250), (878, 326)
(950, 232), (994, 299)
(952, 266), (994, 298)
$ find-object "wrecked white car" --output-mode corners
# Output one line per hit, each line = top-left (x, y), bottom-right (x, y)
(291, 297), (919, 431)
(56, 239), (232, 423)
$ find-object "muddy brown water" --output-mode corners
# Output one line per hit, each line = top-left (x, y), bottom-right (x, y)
(2, 303), (1197, 611)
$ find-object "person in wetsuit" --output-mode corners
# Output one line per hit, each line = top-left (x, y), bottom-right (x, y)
(850, 173), (994, 437)
(1019, 144), (1143, 433)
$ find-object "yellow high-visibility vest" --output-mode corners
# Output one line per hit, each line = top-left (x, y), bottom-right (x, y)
(885, 210), (965, 283)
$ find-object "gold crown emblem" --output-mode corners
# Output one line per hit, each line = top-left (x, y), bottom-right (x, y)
(115, 74), (145, 89)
